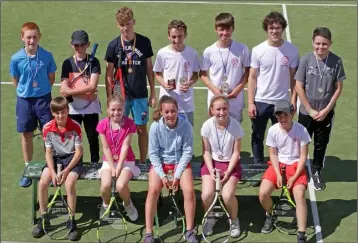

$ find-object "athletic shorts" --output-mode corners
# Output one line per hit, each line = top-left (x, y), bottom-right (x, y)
(262, 161), (308, 190)
(100, 161), (141, 177)
(44, 153), (84, 176)
(200, 159), (242, 180)
(16, 93), (52, 133)
(124, 98), (149, 125)
(150, 163), (192, 180)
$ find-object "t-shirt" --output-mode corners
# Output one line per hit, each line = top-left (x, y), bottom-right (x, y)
(200, 41), (250, 110)
(266, 122), (311, 165)
(9, 46), (57, 98)
(294, 51), (346, 115)
(43, 118), (82, 158)
(61, 55), (101, 114)
(201, 116), (245, 162)
(250, 40), (299, 104)
(104, 33), (154, 99)
(96, 117), (136, 162)
(153, 45), (200, 113)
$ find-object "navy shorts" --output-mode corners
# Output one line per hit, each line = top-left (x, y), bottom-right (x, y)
(44, 153), (84, 177)
(16, 93), (52, 133)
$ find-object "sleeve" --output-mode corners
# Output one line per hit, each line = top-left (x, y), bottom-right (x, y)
(294, 56), (307, 82)
(61, 59), (72, 79)
(96, 119), (106, 135)
(335, 58), (346, 82)
(200, 120), (210, 138)
(148, 122), (166, 179)
(104, 41), (117, 64)
(47, 53), (57, 74)
(74, 130), (83, 146)
(300, 126), (311, 146)
(243, 45), (251, 67)
(145, 37), (154, 58)
(91, 57), (101, 75)
(44, 132), (53, 148)
(192, 51), (200, 72)
(174, 123), (194, 180)
(153, 51), (164, 72)
(9, 57), (20, 78)
(290, 47), (300, 68)
(250, 47), (260, 69)
(265, 127), (277, 148)
(200, 48), (211, 71)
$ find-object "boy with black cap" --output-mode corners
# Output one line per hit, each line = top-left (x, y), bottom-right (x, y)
(258, 99), (311, 243)
(60, 30), (101, 163)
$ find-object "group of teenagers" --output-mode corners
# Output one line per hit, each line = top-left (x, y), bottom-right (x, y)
(10, 5), (345, 243)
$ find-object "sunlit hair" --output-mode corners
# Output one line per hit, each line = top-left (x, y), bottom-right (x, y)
(153, 95), (178, 122)
(21, 22), (41, 37)
(50, 97), (69, 113)
(208, 95), (229, 117)
(312, 27), (332, 41)
(116, 6), (134, 24)
(262, 11), (287, 31)
(107, 94), (124, 108)
(168, 20), (187, 35)
(215, 13), (235, 29)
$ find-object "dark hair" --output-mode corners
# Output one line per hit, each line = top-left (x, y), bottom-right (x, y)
(168, 20), (187, 35)
(208, 95), (230, 117)
(50, 96), (69, 113)
(153, 95), (178, 122)
(312, 27), (332, 41)
(215, 13), (235, 29)
(262, 11), (287, 31)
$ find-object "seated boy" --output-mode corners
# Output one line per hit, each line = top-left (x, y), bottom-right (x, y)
(32, 96), (83, 241)
(258, 100), (311, 243)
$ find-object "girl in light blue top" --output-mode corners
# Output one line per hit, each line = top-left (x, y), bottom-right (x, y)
(144, 95), (198, 243)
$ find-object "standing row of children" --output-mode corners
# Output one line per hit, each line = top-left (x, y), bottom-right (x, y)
(10, 6), (345, 243)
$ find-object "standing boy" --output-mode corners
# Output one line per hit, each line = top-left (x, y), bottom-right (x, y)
(153, 20), (200, 126)
(248, 11), (299, 173)
(60, 30), (101, 163)
(9, 22), (57, 187)
(104, 6), (157, 163)
(200, 13), (250, 123)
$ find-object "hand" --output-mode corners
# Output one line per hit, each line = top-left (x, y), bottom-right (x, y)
(162, 177), (171, 191)
(227, 90), (238, 99)
(172, 178), (179, 192)
(287, 176), (296, 189)
(212, 87), (222, 96)
(50, 171), (59, 187)
(148, 94), (157, 108)
(291, 99), (297, 114)
(115, 165), (123, 178)
(220, 170), (230, 184)
(309, 108), (319, 119)
(314, 108), (330, 122)
(209, 168), (216, 181)
(60, 87), (72, 97)
(248, 103), (257, 119)
(180, 83), (190, 93)
(88, 91), (98, 101)
(276, 174), (283, 188)
(110, 167), (116, 178)
(58, 168), (70, 185)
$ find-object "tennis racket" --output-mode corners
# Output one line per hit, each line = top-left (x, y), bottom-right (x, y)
(154, 169), (186, 243)
(201, 169), (232, 243)
(112, 47), (126, 101)
(67, 43), (99, 110)
(96, 177), (128, 243)
(43, 163), (73, 240)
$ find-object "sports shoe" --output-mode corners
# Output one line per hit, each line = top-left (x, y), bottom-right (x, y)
(202, 217), (216, 236)
(184, 229), (198, 243)
(20, 176), (32, 187)
(123, 199), (138, 221)
(67, 219), (80, 241)
(99, 205), (108, 220)
(261, 214), (276, 234)
(32, 215), (47, 238)
(297, 231), (307, 243)
(230, 219), (241, 238)
(143, 233), (155, 243)
(312, 171), (326, 191)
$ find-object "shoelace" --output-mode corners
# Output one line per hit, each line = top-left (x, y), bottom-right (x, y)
(315, 172), (321, 183)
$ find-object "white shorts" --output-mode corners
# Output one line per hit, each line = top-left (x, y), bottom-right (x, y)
(99, 161), (141, 177)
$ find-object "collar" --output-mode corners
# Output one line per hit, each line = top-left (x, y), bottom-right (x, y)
(49, 117), (76, 133)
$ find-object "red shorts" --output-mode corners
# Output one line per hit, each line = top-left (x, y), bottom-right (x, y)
(200, 159), (242, 180)
(150, 163), (191, 179)
(262, 161), (308, 190)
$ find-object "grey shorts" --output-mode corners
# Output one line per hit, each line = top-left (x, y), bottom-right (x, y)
(179, 112), (194, 127)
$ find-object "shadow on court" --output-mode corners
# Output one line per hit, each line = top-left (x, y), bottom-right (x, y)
(321, 156), (357, 182)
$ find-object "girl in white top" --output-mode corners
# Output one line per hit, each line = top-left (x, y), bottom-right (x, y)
(200, 13), (250, 123)
(200, 95), (245, 238)
(153, 20), (200, 126)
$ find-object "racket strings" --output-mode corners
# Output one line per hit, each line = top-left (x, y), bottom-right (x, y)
(44, 200), (72, 239)
(273, 199), (298, 234)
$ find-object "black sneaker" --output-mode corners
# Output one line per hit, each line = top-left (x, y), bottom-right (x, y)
(32, 215), (49, 238)
(312, 171), (326, 191)
(67, 219), (80, 241)
(297, 231), (307, 243)
(261, 214), (276, 234)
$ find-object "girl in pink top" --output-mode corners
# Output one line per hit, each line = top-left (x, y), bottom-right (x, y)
(96, 95), (140, 221)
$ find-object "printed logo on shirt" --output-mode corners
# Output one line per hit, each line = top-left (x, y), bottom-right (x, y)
(184, 62), (191, 72)
(231, 57), (239, 68)
(281, 56), (289, 66)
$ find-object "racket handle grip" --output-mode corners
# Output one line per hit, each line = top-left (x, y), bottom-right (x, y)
(57, 163), (62, 175)
(215, 169), (221, 191)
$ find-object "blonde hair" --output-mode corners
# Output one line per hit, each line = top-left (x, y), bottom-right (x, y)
(208, 95), (229, 117)
(50, 97), (69, 113)
(107, 94), (124, 108)
(116, 6), (134, 24)
(153, 95), (178, 122)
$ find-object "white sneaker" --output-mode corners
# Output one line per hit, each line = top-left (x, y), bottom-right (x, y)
(123, 199), (138, 221)
(203, 217), (216, 236)
(230, 219), (241, 238)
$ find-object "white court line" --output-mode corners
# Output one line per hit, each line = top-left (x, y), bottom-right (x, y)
(282, 4), (324, 242)
(108, 1), (356, 7)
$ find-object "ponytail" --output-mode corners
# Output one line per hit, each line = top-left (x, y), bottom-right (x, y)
(152, 95), (179, 122)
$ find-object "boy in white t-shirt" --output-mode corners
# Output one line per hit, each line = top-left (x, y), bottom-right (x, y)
(248, 11), (299, 169)
(153, 20), (200, 126)
(259, 100), (311, 243)
(200, 13), (250, 123)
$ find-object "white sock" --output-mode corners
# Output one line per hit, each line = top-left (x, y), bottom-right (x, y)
(25, 162), (29, 167)
(102, 203), (108, 208)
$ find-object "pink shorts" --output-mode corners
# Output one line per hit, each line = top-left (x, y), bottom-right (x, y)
(200, 159), (242, 180)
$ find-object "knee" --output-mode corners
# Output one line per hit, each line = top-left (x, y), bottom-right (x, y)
(183, 187), (195, 201)
(65, 181), (76, 193)
(100, 182), (111, 194)
(147, 185), (161, 198)
(201, 190), (214, 202)
(293, 189), (306, 201)
(116, 181), (127, 193)
(259, 190), (271, 202)
(38, 179), (49, 190)
(222, 191), (235, 203)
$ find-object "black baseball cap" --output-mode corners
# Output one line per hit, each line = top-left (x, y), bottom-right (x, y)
(71, 30), (89, 45)
(274, 99), (293, 114)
